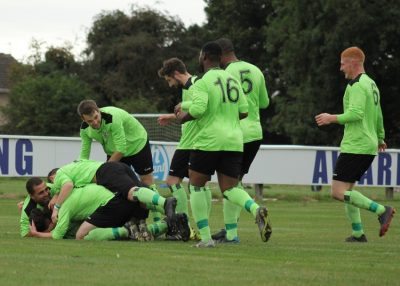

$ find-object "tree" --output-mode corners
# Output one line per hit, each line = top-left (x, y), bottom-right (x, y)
(1, 73), (92, 136)
(82, 7), (204, 112)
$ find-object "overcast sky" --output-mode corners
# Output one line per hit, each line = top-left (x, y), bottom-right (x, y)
(0, 0), (206, 62)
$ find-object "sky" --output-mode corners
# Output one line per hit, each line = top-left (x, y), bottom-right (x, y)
(0, 0), (207, 62)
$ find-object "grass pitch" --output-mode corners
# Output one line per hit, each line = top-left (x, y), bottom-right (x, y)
(0, 178), (399, 286)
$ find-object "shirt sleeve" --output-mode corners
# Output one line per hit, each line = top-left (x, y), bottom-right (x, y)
(238, 85), (249, 114)
(110, 117), (127, 155)
(259, 75), (269, 109)
(181, 101), (192, 111)
(79, 129), (92, 160)
(51, 209), (70, 239)
(53, 170), (73, 194)
(188, 80), (208, 119)
(20, 209), (30, 237)
(376, 103), (385, 143)
(337, 84), (365, 124)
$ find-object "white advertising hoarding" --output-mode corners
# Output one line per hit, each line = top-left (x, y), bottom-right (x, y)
(0, 135), (399, 187)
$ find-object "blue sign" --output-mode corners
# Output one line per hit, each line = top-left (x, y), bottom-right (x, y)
(0, 138), (33, 175)
(312, 150), (400, 186)
(151, 144), (170, 181)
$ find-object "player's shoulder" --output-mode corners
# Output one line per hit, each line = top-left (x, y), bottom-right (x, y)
(349, 73), (375, 89)
(80, 121), (89, 130)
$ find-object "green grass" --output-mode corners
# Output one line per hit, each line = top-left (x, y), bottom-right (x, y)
(0, 178), (399, 286)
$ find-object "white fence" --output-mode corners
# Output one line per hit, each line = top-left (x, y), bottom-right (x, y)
(0, 135), (399, 187)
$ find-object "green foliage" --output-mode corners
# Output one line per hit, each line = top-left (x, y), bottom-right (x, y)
(2, 73), (92, 136)
(82, 7), (204, 113)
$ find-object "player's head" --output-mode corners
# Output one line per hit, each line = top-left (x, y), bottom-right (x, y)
(158, 58), (188, 88)
(199, 41), (222, 72)
(29, 208), (51, 232)
(77, 100), (102, 129)
(215, 37), (235, 54)
(47, 168), (59, 183)
(26, 177), (51, 206)
(340, 46), (365, 80)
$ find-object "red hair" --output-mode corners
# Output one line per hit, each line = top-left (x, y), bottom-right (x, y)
(341, 47), (365, 63)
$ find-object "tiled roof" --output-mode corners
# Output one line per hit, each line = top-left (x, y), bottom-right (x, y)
(0, 53), (18, 90)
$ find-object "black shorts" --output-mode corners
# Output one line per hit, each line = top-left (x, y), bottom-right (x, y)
(169, 149), (190, 179)
(96, 161), (147, 198)
(333, 153), (375, 183)
(189, 150), (242, 179)
(85, 196), (149, 228)
(242, 140), (262, 176)
(108, 140), (154, 176)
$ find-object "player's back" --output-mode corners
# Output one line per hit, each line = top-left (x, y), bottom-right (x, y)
(190, 68), (248, 152)
(225, 61), (269, 142)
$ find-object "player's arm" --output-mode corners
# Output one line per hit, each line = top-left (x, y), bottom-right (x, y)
(108, 151), (124, 162)
(377, 102), (386, 152)
(79, 129), (92, 160)
(51, 180), (73, 223)
(108, 120), (127, 161)
(158, 113), (177, 126)
(259, 75), (270, 109)
(238, 80), (249, 119)
(29, 221), (53, 238)
(187, 81), (208, 119)
(337, 85), (366, 124)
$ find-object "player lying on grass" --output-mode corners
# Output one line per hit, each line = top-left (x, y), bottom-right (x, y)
(49, 159), (182, 237)
(25, 177), (189, 241)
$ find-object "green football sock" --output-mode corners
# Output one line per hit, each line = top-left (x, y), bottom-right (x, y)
(84, 227), (128, 241)
(344, 190), (385, 215)
(204, 185), (212, 216)
(223, 198), (241, 240)
(223, 187), (259, 217)
(133, 187), (166, 206)
(134, 185), (164, 222)
(145, 203), (164, 213)
(344, 203), (364, 238)
(189, 185), (211, 242)
(147, 221), (168, 238)
(169, 183), (189, 216)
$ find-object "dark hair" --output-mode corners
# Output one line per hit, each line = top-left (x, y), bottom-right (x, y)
(77, 100), (99, 117)
(47, 168), (59, 183)
(158, 58), (187, 77)
(215, 37), (235, 53)
(201, 41), (222, 63)
(26, 177), (44, 195)
(29, 208), (51, 232)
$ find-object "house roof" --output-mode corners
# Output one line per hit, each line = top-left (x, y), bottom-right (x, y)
(0, 53), (18, 90)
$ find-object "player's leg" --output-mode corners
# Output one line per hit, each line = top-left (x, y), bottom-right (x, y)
(332, 153), (395, 240)
(84, 227), (129, 241)
(219, 141), (262, 242)
(188, 150), (215, 247)
(76, 221), (97, 240)
(167, 150), (190, 217)
(120, 141), (163, 223)
(218, 151), (271, 242)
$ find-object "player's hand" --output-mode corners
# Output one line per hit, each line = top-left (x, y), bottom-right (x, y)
(48, 196), (57, 210)
(174, 103), (182, 115)
(157, 114), (175, 126)
(17, 201), (24, 213)
(51, 208), (59, 223)
(378, 141), (387, 152)
(315, 113), (333, 126)
(29, 220), (38, 236)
